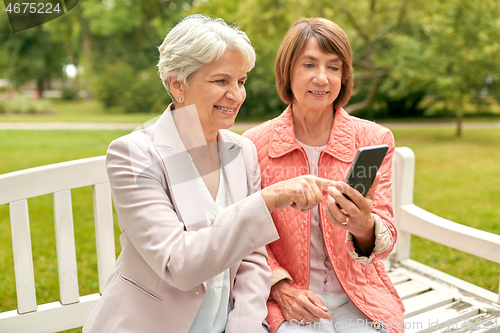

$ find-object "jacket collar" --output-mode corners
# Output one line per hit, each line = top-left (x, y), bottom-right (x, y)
(152, 104), (245, 231)
(268, 105), (356, 163)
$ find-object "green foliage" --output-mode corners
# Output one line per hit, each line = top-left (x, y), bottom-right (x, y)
(1, 0), (500, 120)
(90, 62), (170, 113)
(122, 68), (172, 114)
(0, 19), (66, 92)
(382, 0), (500, 116)
(61, 86), (78, 100)
(91, 61), (135, 108)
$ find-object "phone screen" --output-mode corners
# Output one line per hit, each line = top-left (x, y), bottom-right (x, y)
(337, 144), (388, 209)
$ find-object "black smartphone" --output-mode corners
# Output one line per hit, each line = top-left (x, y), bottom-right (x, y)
(336, 144), (389, 209)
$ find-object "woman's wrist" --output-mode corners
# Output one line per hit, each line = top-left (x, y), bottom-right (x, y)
(260, 187), (278, 212)
(350, 214), (376, 256)
(270, 279), (288, 300)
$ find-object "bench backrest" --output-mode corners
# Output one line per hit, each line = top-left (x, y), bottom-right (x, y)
(0, 156), (116, 333)
(391, 147), (500, 304)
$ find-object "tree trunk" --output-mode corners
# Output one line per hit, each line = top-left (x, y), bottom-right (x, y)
(36, 77), (45, 95)
(456, 97), (464, 137)
(456, 112), (463, 137)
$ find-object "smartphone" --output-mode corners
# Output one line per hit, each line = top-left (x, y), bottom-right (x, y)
(336, 144), (389, 209)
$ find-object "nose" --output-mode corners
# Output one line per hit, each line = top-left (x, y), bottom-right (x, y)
(226, 83), (245, 104)
(313, 67), (328, 85)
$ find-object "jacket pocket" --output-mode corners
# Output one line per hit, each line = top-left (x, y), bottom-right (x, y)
(120, 275), (163, 303)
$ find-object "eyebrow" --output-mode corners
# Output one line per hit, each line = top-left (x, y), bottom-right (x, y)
(210, 73), (248, 80)
(301, 55), (342, 63)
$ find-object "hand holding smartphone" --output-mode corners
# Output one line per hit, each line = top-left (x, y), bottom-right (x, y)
(336, 144), (388, 209)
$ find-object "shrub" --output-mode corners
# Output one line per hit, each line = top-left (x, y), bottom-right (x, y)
(122, 69), (171, 114)
(0, 93), (52, 114)
(61, 87), (78, 101)
(92, 63), (171, 113)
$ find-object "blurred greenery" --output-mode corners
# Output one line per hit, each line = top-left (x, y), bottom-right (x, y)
(1, 0), (500, 127)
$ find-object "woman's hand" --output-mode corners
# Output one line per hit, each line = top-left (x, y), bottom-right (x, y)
(325, 173), (381, 256)
(261, 175), (335, 213)
(271, 280), (333, 325)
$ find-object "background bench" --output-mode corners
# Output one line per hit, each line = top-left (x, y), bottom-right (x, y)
(0, 147), (499, 332)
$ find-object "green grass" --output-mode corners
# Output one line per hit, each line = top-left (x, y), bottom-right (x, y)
(0, 99), (162, 123)
(0, 127), (499, 333)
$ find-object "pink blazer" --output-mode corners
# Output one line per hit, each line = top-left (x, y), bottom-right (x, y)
(83, 106), (279, 333)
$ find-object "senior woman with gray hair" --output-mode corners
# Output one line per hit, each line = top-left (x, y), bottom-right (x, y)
(83, 15), (334, 333)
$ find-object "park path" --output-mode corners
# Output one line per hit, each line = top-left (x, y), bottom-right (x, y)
(0, 121), (500, 131)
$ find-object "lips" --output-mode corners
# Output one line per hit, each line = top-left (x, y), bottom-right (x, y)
(215, 105), (236, 114)
(309, 90), (328, 97)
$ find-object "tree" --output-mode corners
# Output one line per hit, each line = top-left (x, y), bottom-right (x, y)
(192, 0), (417, 119)
(382, 0), (500, 136)
(0, 2), (67, 93)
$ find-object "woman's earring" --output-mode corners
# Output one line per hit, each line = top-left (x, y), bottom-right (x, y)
(178, 97), (182, 102)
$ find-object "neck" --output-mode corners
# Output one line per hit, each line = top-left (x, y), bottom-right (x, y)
(292, 104), (334, 146)
(203, 128), (219, 145)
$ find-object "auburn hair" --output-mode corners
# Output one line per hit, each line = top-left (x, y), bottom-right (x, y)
(275, 18), (353, 110)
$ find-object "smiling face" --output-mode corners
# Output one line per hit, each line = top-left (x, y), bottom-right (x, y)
(290, 37), (343, 116)
(172, 49), (249, 142)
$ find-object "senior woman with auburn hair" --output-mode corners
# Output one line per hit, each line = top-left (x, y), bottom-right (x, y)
(83, 15), (335, 333)
(244, 18), (404, 333)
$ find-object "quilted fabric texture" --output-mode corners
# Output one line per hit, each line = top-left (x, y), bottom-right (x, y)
(244, 106), (405, 333)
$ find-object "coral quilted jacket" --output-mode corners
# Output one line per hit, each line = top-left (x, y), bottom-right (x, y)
(244, 106), (405, 333)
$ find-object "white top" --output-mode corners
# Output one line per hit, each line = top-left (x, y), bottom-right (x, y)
(296, 139), (347, 296)
(188, 161), (231, 333)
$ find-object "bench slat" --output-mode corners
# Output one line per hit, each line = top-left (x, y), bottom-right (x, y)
(433, 312), (500, 332)
(0, 294), (100, 333)
(395, 280), (431, 300)
(405, 301), (479, 333)
(403, 289), (454, 318)
(401, 204), (500, 265)
(389, 273), (411, 285)
(53, 190), (80, 305)
(0, 156), (108, 205)
(93, 182), (116, 293)
(10, 199), (37, 314)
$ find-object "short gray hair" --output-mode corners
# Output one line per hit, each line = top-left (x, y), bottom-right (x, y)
(157, 14), (256, 98)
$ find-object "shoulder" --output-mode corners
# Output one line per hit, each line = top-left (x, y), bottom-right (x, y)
(107, 126), (155, 159)
(220, 129), (257, 155)
(242, 118), (277, 147)
(349, 115), (394, 147)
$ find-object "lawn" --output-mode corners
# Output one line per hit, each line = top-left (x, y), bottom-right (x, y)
(0, 127), (499, 332)
(0, 99), (161, 123)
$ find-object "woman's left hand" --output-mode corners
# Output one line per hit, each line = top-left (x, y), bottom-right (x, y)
(325, 173), (381, 256)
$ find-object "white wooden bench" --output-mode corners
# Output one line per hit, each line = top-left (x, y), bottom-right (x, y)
(0, 156), (116, 333)
(388, 148), (500, 332)
(0, 147), (499, 332)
